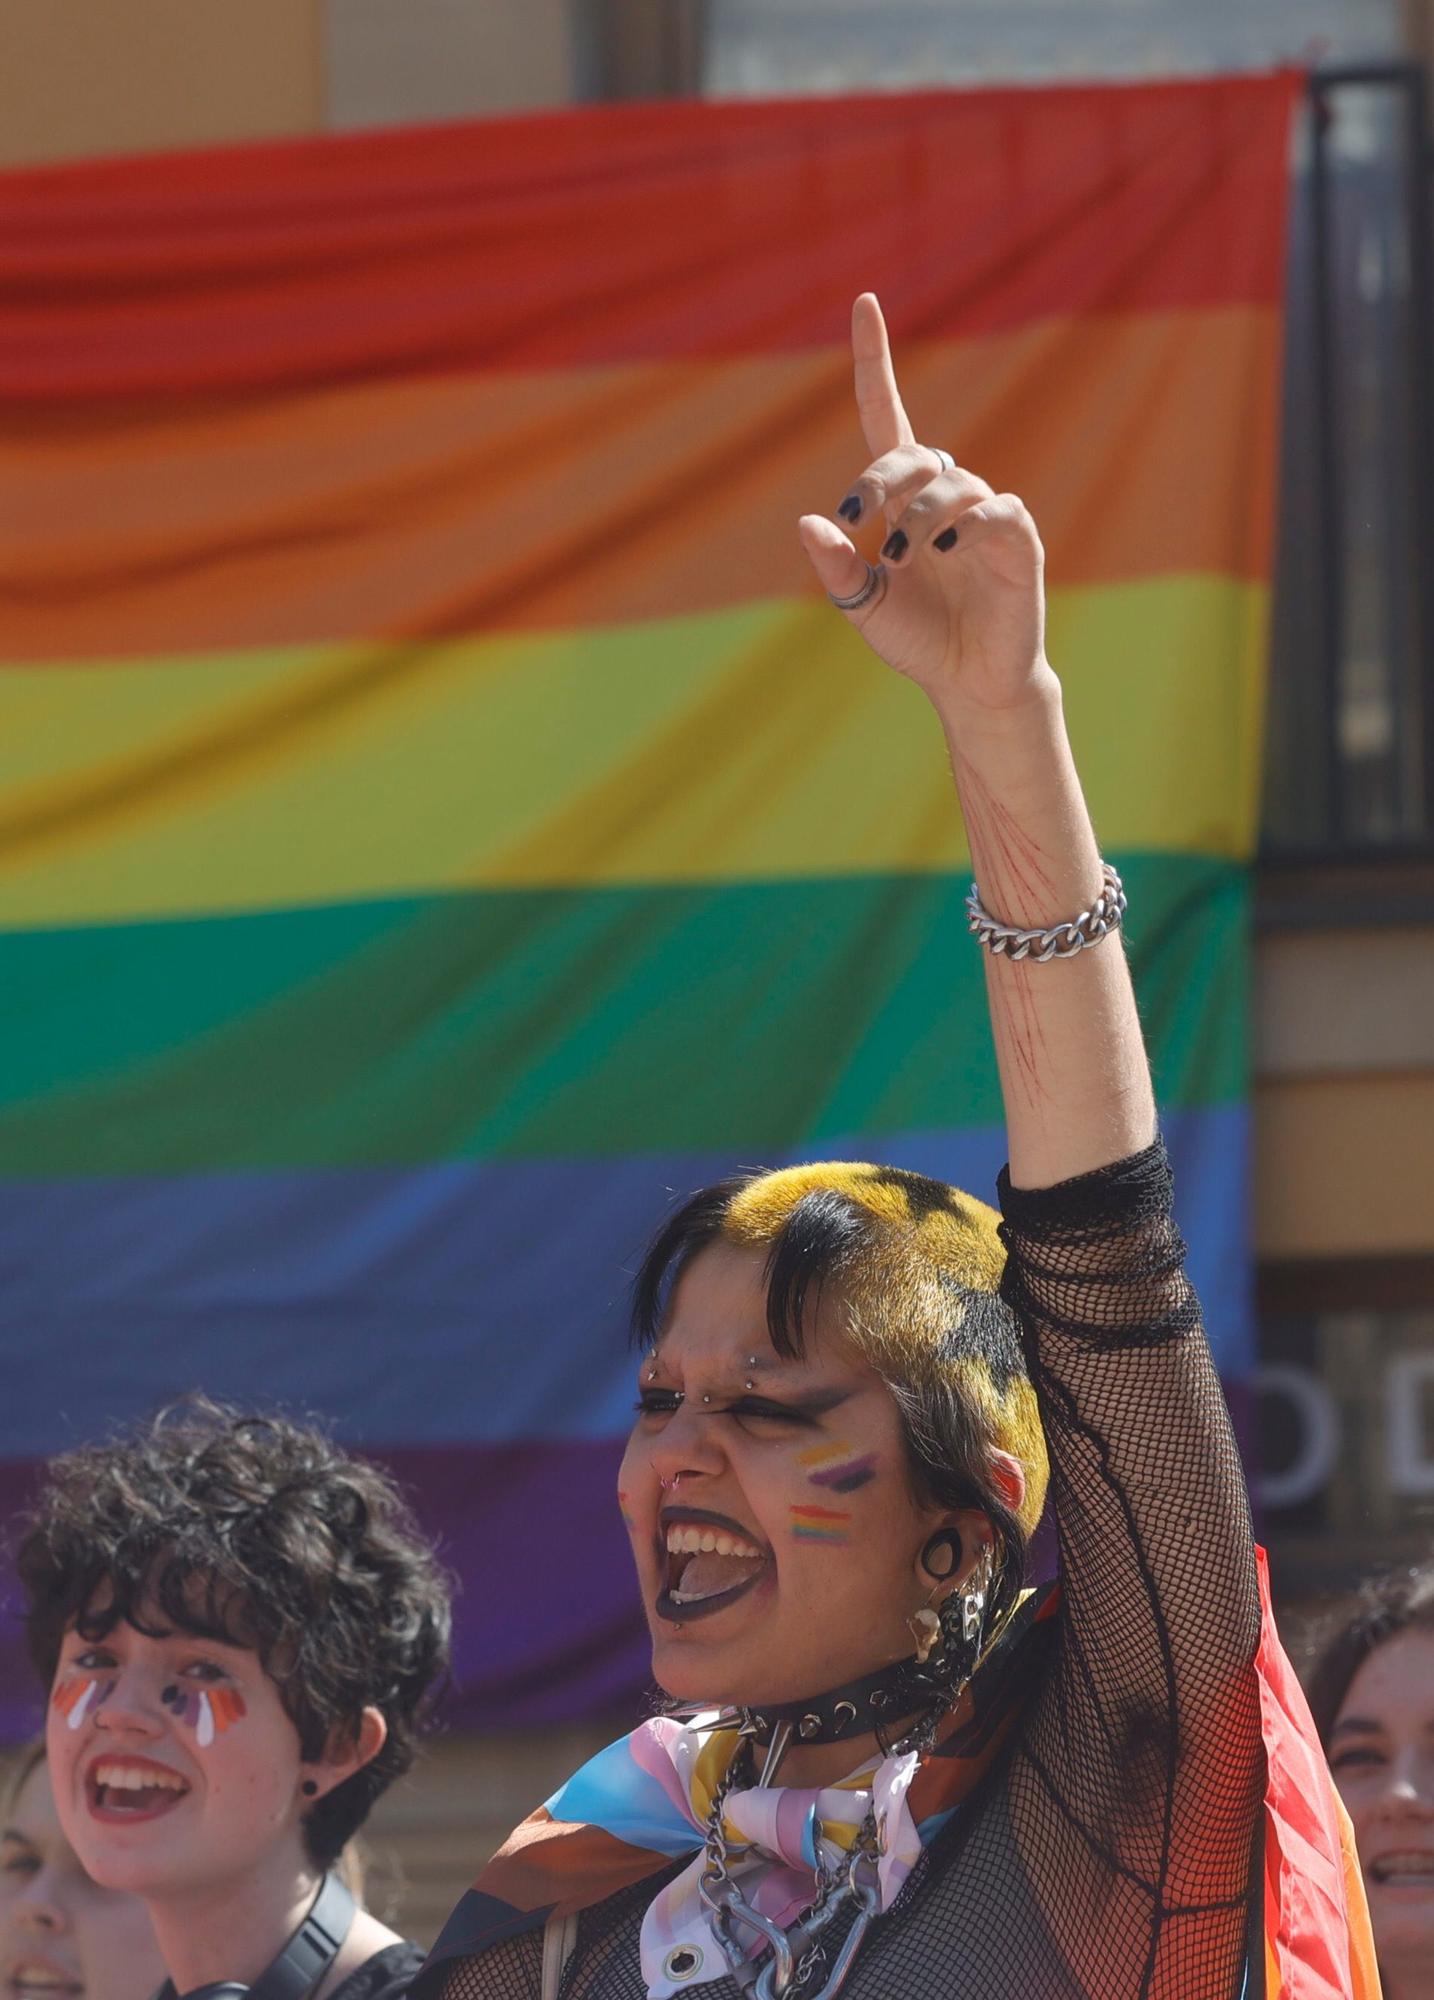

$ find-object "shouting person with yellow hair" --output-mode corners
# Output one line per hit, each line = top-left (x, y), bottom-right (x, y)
(415, 299), (1377, 2000)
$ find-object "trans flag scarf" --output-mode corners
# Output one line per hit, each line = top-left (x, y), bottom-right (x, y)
(414, 1555), (1378, 1999)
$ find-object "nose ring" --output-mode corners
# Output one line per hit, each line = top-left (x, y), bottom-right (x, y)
(660, 1474), (683, 1491)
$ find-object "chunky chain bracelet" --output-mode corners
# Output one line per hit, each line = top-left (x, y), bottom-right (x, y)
(966, 861), (1126, 963)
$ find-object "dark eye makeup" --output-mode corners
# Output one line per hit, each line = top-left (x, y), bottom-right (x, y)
(633, 1387), (852, 1424)
(1329, 1746), (1384, 1770)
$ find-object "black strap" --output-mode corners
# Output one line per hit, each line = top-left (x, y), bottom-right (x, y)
(738, 1648), (949, 1746)
(154, 1871), (357, 2000)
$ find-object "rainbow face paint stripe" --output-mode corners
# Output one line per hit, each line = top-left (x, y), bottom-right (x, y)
(797, 1441), (879, 1494)
(617, 1489), (635, 1529)
(789, 1504), (852, 1544)
(160, 1683), (246, 1748)
(51, 1676), (116, 1731)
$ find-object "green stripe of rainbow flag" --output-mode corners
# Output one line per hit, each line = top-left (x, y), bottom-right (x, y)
(0, 73), (1296, 1731)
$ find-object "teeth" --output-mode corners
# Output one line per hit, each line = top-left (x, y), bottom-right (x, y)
(94, 1763), (187, 1793)
(664, 1524), (763, 1559)
(1372, 1852), (1434, 1881)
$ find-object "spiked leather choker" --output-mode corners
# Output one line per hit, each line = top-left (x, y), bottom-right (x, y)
(737, 1648), (950, 1750)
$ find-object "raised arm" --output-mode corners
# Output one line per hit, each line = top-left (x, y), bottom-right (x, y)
(798, 294), (1151, 1191)
(800, 298), (1263, 1986)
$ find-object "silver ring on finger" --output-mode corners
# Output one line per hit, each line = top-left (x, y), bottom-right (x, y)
(828, 562), (882, 613)
(928, 447), (957, 474)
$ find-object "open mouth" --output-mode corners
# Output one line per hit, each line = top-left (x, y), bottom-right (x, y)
(7, 1965), (82, 1999)
(655, 1507), (771, 1624)
(1368, 1850), (1434, 1888)
(85, 1755), (191, 1824)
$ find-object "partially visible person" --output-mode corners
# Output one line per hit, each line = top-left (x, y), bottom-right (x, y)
(1308, 1560), (1434, 2000)
(18, 1399), (452, 2000)
(1, 1741), (165, 2000)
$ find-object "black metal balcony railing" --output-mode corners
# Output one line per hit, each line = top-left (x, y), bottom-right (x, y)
(1263, 67), (1434, 858)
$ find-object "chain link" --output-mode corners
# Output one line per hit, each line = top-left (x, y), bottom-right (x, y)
(966, 860), (1126, 963)
(696, 1758), (883, 2000)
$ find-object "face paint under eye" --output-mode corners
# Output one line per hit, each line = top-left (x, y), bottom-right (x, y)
(161, 1684), (247, 1748)
(51, 1675), (117, 1731)
(796, 1440), (879, 1493)
(789, 1503), (852, 1544)
(617, 1489), (635, 1528)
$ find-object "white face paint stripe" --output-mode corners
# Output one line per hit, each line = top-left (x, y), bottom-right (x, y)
(66, 1679), (96, 1731)
(196, 1690), (215, 1749)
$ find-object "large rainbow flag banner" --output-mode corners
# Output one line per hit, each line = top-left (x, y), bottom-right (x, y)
(0, 73), (1297, 1732)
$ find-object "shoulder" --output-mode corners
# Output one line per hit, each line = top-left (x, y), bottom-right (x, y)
(328, 1941), (428, 2000)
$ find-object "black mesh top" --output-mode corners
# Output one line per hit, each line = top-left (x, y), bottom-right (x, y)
(434, 1141), (1265, 1999)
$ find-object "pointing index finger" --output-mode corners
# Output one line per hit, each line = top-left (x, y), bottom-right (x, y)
(851, 292), (915, 459)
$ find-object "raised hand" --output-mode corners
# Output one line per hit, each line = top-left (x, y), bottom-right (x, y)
(798, 294), (1052, 717)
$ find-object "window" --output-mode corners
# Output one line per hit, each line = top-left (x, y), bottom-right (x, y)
(701, 0), (1401, 96)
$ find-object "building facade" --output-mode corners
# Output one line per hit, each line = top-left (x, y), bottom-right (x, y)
(5, 0), (1433, 1944)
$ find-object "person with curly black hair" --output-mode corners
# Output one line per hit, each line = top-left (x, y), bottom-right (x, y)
(18, 1397), (452, 2000)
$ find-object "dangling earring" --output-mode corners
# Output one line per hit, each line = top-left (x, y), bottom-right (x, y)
(908, 1604), (941, 1665)
(911, 1528), (963, 1663)
(960, 1545), (995, 1648)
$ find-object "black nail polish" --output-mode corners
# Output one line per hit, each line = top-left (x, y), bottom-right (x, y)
(934, 526), (959, 552)
(881, 530), (908, 561)
(837, 494), (862, 523)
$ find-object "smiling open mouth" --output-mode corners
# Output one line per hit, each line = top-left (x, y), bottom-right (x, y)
(86, 1757), (191, 1823)
(656, 1508), (771, 1624)
(1369, 1850), (1434, 1887)
(9, 1966), (83, 1999)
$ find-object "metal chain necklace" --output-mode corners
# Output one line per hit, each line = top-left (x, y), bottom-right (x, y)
(696, 1762), (883, 1999)
(685, 1569), (995, 1996)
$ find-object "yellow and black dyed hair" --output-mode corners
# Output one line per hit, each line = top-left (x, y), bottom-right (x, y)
(632, 1162), (1050, 1632)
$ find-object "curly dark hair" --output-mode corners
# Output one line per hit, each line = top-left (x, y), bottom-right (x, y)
(17, 1398), (452, 1869)
(1303, 1556), (1434, 1748)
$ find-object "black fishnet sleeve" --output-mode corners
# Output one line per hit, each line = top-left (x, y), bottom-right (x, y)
(996, 1139), (1264, 1997)
(429, 1928), (542, 2000)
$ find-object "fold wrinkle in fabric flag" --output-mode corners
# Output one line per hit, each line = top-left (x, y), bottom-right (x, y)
(0, 70), (1297, 1737)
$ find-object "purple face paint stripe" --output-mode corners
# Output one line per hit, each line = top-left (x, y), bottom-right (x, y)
(807, 1454), (878, 1493)
(161, 1683), (201, 1727)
